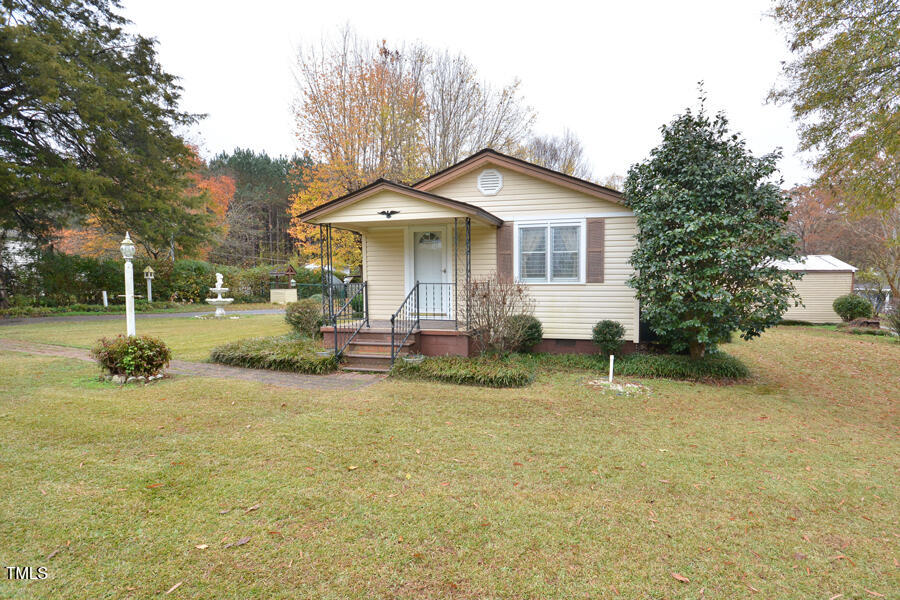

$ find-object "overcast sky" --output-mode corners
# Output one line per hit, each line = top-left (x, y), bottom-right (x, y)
(121, 0), (814, 187)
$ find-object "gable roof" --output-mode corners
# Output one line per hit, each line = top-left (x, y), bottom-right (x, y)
(414, 148), (625, 205)
(772, 255), (857, 272)
(299, 178), (503, 226)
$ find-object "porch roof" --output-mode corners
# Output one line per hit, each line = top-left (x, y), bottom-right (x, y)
(299, 179), (503, 228)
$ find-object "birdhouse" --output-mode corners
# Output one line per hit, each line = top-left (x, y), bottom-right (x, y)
(143, 266), (155, 279)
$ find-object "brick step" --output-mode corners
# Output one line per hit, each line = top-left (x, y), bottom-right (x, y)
(340, 365), (392, 373)
(347, 340), (415, 355)
(341, 353), (394, 370)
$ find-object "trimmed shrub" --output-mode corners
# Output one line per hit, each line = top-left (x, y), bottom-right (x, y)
(285, 298), (323, 338)
(210, 335), (337, 374)
(832, 294), (873, 321)
(91, 335), (172, 377)
(392, 355), (534, 388)
(506, 314), (543, 352)
(592, 320), (626, 356)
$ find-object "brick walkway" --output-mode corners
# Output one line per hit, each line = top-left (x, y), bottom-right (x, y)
(0, 339), (381, 391)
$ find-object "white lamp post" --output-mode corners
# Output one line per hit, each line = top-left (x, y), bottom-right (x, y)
(120, 232), (136, 337)
(144, 265), (155, 303)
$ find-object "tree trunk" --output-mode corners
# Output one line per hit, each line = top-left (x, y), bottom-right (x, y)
(688, 340), (706, 359)
(0, 230), (8, 308)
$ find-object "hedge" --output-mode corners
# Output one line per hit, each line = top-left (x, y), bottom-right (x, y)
(209, 335), (338, 374)
(391, 355), (535, 388)
(8, 252), (327, 307)
(0, 301), (183, 318)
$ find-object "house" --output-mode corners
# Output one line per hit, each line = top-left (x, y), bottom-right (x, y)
(300, 149), (638, 371)
(773, 255), (857, 323)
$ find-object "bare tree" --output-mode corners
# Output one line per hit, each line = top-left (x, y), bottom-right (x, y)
(421, 51), (534, 172)
(519, 129), (592, 178)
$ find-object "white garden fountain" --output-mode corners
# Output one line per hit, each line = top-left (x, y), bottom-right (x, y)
(206, 272), (234, 317)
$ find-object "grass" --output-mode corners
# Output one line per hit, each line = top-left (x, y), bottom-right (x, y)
(0, 313), (289, 360)
(210, 335), (337, 374)
(0, 325), (897, 598)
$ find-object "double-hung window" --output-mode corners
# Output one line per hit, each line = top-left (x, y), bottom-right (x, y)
(517, 222), (582, 283)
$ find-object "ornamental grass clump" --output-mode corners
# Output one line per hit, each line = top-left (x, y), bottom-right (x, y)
(392, 355), (534, 388)
(91, 335), (172, 377)
(210, 335), (337, 374)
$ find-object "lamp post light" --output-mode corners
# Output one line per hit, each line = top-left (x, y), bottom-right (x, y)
(144, 265), (155, 303)
(120, 232), (136, 337)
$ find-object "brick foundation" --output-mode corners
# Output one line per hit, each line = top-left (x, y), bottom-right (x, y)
(418, 329), (473, 357)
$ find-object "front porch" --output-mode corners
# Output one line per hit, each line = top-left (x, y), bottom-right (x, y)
(300, 179), (505, 370)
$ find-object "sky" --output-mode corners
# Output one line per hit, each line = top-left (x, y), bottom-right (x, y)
(121, 0), (815, 188)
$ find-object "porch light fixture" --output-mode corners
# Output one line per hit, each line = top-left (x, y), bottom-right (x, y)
(378, 210), (399, 219)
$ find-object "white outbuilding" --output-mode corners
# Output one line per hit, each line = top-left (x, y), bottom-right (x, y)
(773, 255), (857, 323)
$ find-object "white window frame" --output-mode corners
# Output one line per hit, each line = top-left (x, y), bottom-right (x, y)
(513, 218), (586, 284)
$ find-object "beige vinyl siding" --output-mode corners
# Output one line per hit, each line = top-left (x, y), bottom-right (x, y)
(783, 272), (854, 323)
(429, 166), (626, 219)
(321, 190), (467, 224)
(362, 228), (406, 319)
(434, 166), (638, 341)
(451, 223), (496, 279)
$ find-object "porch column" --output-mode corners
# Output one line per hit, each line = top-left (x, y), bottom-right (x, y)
(453, 217), (458, 330)
(465, 217), (471, 330)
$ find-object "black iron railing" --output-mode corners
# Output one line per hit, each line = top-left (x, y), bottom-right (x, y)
(331, 282), (368, 357)
(417, 282), (455, 321)
(390, 282), (420, 366)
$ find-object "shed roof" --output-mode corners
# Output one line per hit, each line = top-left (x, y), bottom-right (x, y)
(772, 255), (857, 272)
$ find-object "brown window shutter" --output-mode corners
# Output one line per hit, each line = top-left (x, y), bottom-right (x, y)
(586, 218), (605, 283)
(496, 222), (513, 282)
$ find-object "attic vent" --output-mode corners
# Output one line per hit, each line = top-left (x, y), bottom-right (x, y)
(477, 169), (503, 196)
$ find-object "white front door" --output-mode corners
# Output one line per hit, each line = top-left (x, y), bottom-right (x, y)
(412, 229), (450, 317)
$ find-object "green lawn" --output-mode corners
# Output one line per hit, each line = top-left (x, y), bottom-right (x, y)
(0, 326), (897, 598)
(0, 313), (288, 360)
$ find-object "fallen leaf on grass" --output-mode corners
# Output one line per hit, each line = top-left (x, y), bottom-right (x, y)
(829, 594), (843, 600)
(671, 572), (689, 583)
(747, 584), (759, 593)
(194, 544), (208, 550)
(47, 547), (62, 560)
(513, 462), (523, 467)
(244, 503), (260, 513)
(347, 465), (358, 471)
(223, 536), (250, 549)
(147, 483), (165, 489)
(218, 509), (231, 515)
(165, 582), (182, 594)
(863, 589), (884, 598)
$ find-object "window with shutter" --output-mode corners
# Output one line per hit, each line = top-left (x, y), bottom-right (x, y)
(586, 218), (605, 283)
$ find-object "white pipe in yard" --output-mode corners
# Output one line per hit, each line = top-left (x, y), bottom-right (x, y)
(609, 355), (615, 383)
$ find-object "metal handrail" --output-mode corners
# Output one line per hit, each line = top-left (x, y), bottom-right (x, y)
(390, 281), (420, 366)
(331, 282), (368, 357)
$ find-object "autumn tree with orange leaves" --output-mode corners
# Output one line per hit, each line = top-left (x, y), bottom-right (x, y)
(289, 29), (540, 269)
